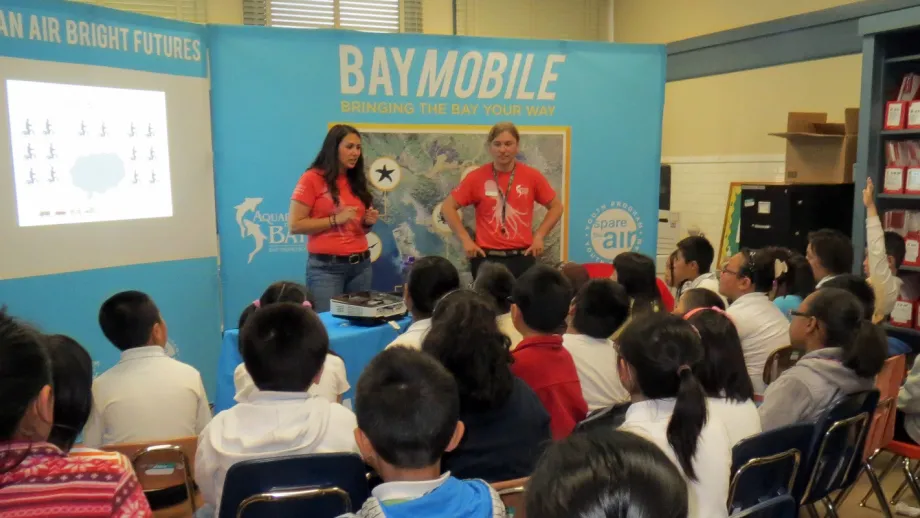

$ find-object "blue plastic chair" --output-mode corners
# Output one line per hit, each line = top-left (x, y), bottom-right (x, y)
(217, 453), (370, 518)
(730, 494), (796, 518)
(798, 390), (880, 518)
(728, 423), (814, 515)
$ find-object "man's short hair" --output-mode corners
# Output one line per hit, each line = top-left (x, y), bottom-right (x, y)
(808, 229), (853, 275)
(240, 303), (328, 392)
(676, 236), (715, 274)
(407, 256), (460, 318)
(885, 231), (907, 270)
(572, 279), (630, 339)
(355, 347), (459, 469)
(98, 291), (161, 351)
(513, 264), (572, 333)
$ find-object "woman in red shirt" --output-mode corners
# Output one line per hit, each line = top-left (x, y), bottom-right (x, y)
(0, 310), (152, 517)
(441, 122), (564, 278)
(289, 125), (379, 312)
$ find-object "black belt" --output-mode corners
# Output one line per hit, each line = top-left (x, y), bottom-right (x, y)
(483, 249), (527, 258)
(311, 251), (370, 264)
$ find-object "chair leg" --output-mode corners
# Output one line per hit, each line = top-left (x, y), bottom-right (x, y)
(862, 455), (899, 507)
(864, 462), (895, 518)
(905, 457), (920, 504)
(823, 497), (840, 518)
(806, 503), (820, 518)
(892, 458), (920, 505)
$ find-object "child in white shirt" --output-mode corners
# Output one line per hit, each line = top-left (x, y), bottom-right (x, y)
(682, 307), (761, 446)
(617, 312), (732, 518)
(233, 282), (351, 404)
(196, 301), (358, 516)
(562, 279), (631, 410)
(386, 256), (459, 350)
(83, 291), (210, 448)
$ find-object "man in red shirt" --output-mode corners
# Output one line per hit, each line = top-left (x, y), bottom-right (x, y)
(441, 122), (564, 278)
(509, 264), (588, 439)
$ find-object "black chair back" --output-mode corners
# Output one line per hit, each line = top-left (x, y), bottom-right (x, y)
(573, 402), (630, 433)
(798, 389), (880, 506)
(729, 494), (796, 518)
(217, 452), (370, 518)
(728, 423), (813, 514)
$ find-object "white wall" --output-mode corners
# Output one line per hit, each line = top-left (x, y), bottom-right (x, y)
(664, 155), (785, 262)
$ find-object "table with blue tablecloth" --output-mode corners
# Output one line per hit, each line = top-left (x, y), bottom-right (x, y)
(214, 312), (412, 413)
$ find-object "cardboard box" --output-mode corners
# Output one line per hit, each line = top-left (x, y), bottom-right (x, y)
(769, 109), (858, 184)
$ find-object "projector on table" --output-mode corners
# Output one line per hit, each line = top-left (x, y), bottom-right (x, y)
(330, 291), (407, 324)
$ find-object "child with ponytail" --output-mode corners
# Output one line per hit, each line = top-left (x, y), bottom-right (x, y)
(617, 313), (731, 518)
(759, 287), (887, 431)
(235, 281), (349, 404)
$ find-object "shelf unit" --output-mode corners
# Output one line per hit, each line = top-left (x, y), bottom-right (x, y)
(857, 9), (920, 341)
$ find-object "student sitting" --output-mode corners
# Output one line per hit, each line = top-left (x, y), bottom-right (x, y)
(807, 229), (853, 288)
(347, 348), (506, 518)
(864, 178), (908, 318)
(510, 265), (588, 439)
(387, 256), (460, 349)
(563, 279), (631, 410)
(610, 252), (664, 339)
(683, 308), (761, 446)
(719, 249), (790, 395)
(617, 313), (731, 518)
(234, 281), (349, 404)
(613, 252), (663, 316)
(759, 288), (887, 431)
(472, 262), (523, 349)
(821, 274), (910, 356)
(0, 310), (152, 517)
(196, 303), (359, 515)
(83, 291), (211, 448)
(674, 287), (726, 316)
(764, 247), (816, 321)
(673, 235), (724, 305)
(525, 430), (689, 518)
(422, 290), (550, 482)
(45, 335), (94, 452)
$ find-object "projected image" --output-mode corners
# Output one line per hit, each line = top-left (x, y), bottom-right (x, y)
(6, 80), (173, 227)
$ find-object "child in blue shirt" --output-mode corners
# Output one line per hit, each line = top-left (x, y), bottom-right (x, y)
(345, 347), (506, 518)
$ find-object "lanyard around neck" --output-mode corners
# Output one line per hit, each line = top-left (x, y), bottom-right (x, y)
(492, 164), (516, 236)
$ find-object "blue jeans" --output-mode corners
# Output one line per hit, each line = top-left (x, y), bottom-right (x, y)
(307, 255), (372, 312)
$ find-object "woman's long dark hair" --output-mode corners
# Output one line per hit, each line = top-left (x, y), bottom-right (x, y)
(45, 335), (93, 451)
(310, 124), (372, 208)
(0, 308), (52, 472)
(526, 429), (689, 518)
(809, 288), (887, 378)
(614, 252), (662, 315)
(421, 290), (514, 413)
(685, 310), (754, 402)
(618, 313), (707, 480)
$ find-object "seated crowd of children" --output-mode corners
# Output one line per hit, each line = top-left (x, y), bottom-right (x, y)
(1, 181), (918, 518)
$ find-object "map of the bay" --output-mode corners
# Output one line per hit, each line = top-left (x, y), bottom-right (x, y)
(359, 128), (567, 290)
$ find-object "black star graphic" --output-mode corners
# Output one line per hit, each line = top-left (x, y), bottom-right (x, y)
(376, 165), (395, 183)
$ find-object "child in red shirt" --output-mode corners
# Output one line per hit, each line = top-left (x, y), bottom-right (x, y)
(510, 265), (588, 439)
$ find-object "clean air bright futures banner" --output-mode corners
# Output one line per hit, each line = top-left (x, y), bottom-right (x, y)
(210, 27), (666, 324)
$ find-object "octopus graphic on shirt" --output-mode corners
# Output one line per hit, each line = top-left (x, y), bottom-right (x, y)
(483, 179), (529, 239)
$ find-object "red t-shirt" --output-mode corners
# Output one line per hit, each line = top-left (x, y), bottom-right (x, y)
(291, 169), (368, 255)
(511, 335), (588, 439)
(451, 162), (556, 251)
